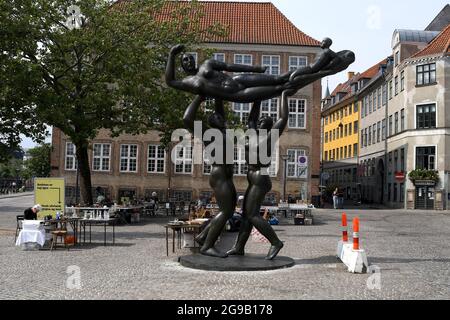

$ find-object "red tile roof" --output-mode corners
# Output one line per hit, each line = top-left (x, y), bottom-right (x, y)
(412, 23), (450, 58)
(115, 0), (320, 47)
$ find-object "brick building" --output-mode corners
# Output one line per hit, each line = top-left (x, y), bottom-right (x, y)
(50, 1), (324, 205)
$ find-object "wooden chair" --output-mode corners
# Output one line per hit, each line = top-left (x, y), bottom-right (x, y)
(50, 220), (69, 251)
(14, 215), (24, 243)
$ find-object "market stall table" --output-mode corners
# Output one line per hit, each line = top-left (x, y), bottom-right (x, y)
(15, 220), (46, 248)
(164, 222), (205, 256)
(79, 218), (116, 246)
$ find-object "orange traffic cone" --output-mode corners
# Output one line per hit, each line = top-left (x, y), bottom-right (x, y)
(353, 217), (360, 250)
(342, 213), (348, 242)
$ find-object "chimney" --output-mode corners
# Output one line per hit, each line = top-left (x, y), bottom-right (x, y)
(348, 72), (355, 80)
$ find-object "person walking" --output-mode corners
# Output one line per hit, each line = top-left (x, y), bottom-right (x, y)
(332, 188), (339, 210)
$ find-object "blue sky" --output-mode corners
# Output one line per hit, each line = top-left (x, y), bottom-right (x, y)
(228, 0), (448, 92)
(21, 0), (449, 149)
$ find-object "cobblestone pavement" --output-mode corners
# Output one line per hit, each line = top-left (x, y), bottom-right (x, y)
(0, 194), (449, 300)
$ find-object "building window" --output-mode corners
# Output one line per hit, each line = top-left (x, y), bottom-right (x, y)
(393, 183), (398, 202)
(170, 190), (192, 202)
(261, 99), (279, 122)
(287, 149), (307, 178)
(233, 103), (250, 125)
(401, 71), (405, 91)
(324, 151), (328, 162)
(344, 146), (348, 159)
(389, 80), (393, 99)
(389, 115), (393, 137)
(368, 127), (372, 146)
(325, 132), (328, 143)
(268, 151), (278, 178)
(262, 55), (280, 75)
(348, 123), (352, 135)
(353, 144), (358, 157)
(416, 63), (436, 86)
(382, 119), (387, 140)
(416, 147), (436, 170)
(401, 148), (405, 172)
(288, 99), (306, 129)
(65, 142), (77, 171)
(353, 121), (358, 134)
(368, 93), (373, 114)
(388, 152), (393, 175)
(394, 150), (399, 172)
(234, 54), (252, 66)
(289, 56), (308, 71)
(364, 128), (368, 147)
(93, 143), (111, 172)
(400, 183), (404, 203)
(213, 53), (225, 62)
(147, 145), (165, 174)
(416, 104), (436, 129)
(360, 130), (364, 148)
(234, 147), (247, 176)
(394, 112), (399, 134)
(377, 121), (381, 143)
(401, 109), (405, 131)
(395, 76), (399, 96)
(395, 51), (400, 66)
(354, 101), (359, 113)
(203, 149), (212, 175)
(174, 145), (192, 174)
(372, 124), (376, 145)
(377, 87), (382, 109)
(120, 144), (138, 173)
(382, 84), (387, 105)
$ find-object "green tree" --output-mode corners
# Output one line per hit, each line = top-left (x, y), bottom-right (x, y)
(0, 0), (224, 204)
(23, 144), (52, 179)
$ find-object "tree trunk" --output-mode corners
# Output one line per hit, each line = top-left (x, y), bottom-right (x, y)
(75, 142), (93, 206)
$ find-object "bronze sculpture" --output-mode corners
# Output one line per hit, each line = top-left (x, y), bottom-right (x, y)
(166, 39), (355, 260)
(182, 96), (236, 258)
(226, 90), (294, 260)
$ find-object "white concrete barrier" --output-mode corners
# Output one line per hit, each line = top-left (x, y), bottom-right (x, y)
(337, 240), (369, 273)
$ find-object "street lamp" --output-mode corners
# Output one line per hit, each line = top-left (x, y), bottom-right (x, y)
(281, 154), (290, 202)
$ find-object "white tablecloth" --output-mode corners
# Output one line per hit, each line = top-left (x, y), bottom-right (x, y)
(16, 220), (45, 246)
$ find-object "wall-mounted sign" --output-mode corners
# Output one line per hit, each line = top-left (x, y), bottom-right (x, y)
(414, 180), (436, 186)
(34, 178), (65, 219)
(395, 171), (406, 181)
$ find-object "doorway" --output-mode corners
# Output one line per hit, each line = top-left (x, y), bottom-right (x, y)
(415, 186), (435, 210)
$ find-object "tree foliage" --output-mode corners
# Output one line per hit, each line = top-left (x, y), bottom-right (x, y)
(23, 143), (52, 179)
(0, 0), (225, 204)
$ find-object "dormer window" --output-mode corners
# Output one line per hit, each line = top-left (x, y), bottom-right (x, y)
(395, 51), (400, 66)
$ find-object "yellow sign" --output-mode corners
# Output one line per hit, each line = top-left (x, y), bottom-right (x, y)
(34, 178), (65, 219)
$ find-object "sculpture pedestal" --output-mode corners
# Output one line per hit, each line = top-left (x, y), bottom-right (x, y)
(178, 254), (295, 272)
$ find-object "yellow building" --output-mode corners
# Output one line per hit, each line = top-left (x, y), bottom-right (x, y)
(321, 73), (360, 201)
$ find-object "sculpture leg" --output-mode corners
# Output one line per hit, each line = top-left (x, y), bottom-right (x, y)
(199, 168), (237, 258)
(229, 174), (283, 260)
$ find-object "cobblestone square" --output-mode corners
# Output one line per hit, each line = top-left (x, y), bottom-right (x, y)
(1, 194), (449, 300)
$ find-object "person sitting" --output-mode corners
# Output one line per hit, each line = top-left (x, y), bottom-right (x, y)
(24, 204), (42, 220)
